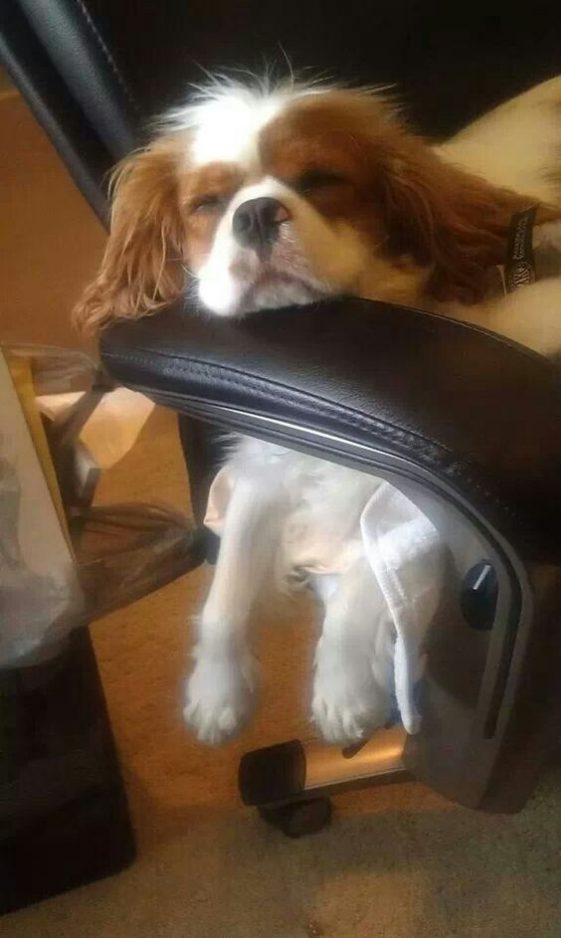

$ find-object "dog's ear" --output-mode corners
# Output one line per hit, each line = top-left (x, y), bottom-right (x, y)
(74, 135), (187, 334)
(375, 134), (553, 303)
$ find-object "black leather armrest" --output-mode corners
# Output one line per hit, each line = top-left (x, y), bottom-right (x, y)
(101, 298), (561, 564)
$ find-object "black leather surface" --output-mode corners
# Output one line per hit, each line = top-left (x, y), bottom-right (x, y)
(0, 0), (112, 220)
(4, 0), (561, 221)
(59, 0), (561, 138)
(17, 0), (139, 158)
(101, 300), (561, 563)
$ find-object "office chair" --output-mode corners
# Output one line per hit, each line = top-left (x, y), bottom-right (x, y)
(2, 0), (561, 860)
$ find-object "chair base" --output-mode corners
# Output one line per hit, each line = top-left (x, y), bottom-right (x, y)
(239, 725), (409, 825)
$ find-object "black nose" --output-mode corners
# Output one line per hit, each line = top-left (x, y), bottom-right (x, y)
(232, 197), (289, 257)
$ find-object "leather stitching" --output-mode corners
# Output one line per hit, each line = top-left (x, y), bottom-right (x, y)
(169, 362), (519, 518)
(103, 349), (446, 456)
(70, 0), (141, 113)
(102, 348), (522, 521)
(185, 365), (447, 456)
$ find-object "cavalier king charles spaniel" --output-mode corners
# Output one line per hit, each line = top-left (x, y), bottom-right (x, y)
(76, 75), (561, 745)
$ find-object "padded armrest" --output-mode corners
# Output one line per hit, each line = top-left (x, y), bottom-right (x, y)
(101, 298), (561, 564)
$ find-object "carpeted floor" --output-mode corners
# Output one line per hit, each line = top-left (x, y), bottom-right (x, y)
(2, 88), (561, 938)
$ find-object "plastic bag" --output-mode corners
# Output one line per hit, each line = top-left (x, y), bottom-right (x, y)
(0, 349), (84, 667)
(71, 502), (205, 622)
(1, 345), (203, 670)
(5, 343), (102, 395)
(0, 452), (83, 667)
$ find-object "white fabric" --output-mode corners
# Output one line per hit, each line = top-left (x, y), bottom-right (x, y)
(204, 465), (445, 734)
(359, 482), (445, 733)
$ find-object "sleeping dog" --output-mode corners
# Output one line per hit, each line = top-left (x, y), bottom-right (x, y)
(77, 75), (561, 744)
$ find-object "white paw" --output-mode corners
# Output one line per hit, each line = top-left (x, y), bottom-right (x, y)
(184, 647), (256, 746)
(311, 640), (391, 746)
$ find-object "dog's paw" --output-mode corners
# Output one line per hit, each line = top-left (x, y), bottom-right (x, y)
(311, 641), (391, 746)
(184, 649), (256, 746)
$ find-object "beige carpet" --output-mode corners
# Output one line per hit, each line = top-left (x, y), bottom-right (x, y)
(2, 88), (561, 938)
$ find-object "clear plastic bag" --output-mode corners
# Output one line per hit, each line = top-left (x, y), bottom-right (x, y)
(1, 345), (203, 669)
(0, 452), (83, 667)
(71, 502), (204, 622)
(6, 343), (102, 395)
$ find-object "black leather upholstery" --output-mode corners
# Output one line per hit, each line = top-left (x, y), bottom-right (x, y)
(85, 1), (561, 137)
(3, 1), (561, 220)
(101, 300), (561, 564)
(0, 0), (118, 220)
(16, 0), (139, 156)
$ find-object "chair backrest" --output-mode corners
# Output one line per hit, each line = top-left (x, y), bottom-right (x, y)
(2, 0), (561, 223)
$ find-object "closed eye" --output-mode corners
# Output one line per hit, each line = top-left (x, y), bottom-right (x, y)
(294, 169), (347, 193)
(191, 193), (225, 213)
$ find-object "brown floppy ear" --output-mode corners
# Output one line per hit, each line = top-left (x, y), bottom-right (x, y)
(376, 134), (557, 304)
(74, 134), (186, 334)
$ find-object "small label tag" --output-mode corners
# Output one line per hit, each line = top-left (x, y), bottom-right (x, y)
(505, 206), (537, 293)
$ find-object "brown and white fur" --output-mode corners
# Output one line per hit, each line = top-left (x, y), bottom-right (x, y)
(76, 76), (561, 745)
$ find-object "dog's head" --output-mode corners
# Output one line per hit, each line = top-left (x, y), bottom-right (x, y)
(75, 80), (544, 331)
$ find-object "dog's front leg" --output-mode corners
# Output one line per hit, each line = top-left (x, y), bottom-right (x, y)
(184, 473), (282, 745)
